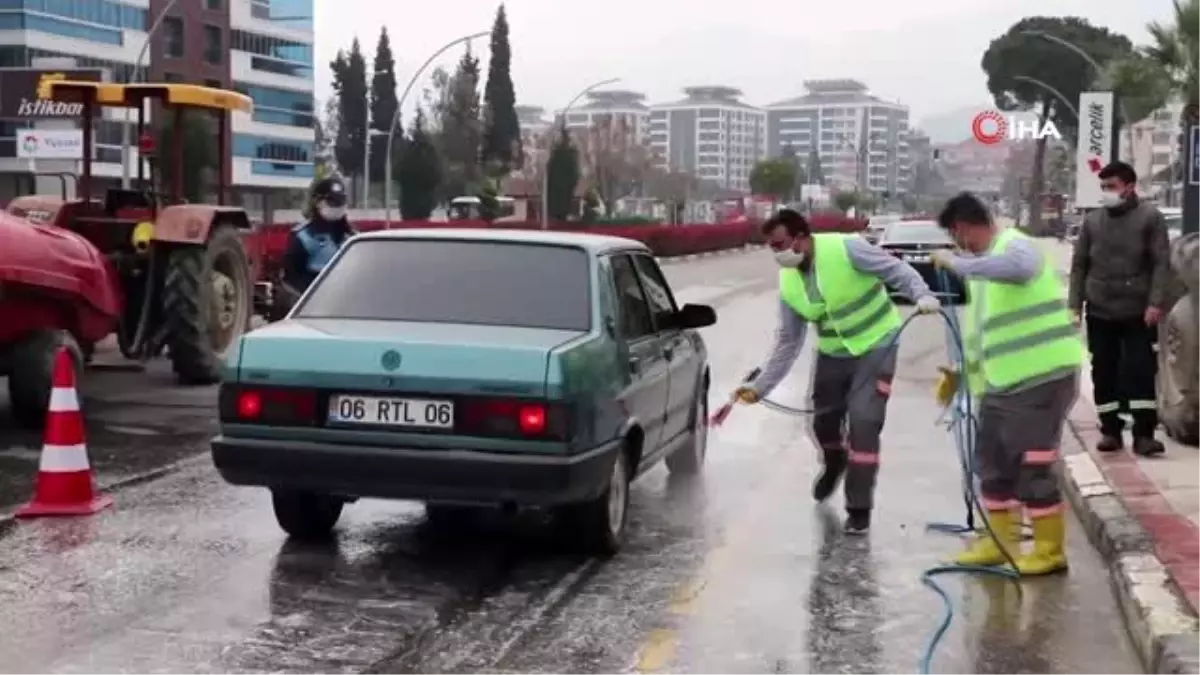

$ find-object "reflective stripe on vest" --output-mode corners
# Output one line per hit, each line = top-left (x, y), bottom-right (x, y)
(778, 233), (902, 356)
(963, 228), (1083, 394)
(293, 224), (339, 274)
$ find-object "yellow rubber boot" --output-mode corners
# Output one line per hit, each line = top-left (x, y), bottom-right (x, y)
(954, 510), (1018, 567)
(1016, 510), (1069, 576)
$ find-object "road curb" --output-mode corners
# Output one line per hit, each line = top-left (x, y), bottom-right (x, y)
(655, 243), (764, 265)
(1061, 423), (1200, 674)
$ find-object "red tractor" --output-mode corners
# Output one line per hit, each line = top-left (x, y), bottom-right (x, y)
(1, 80), (257, 428)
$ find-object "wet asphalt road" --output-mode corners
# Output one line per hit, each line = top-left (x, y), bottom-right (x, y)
(0, 250), (1141, 673)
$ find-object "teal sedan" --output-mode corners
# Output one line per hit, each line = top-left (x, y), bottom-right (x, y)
(211, 229), (717, 554)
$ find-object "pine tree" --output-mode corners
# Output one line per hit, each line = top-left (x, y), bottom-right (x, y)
(546, 127), (579, 221)
(332, 39), (369, 200)
(369, 27), (399, 192)
(437, 47), (483, 199)
(481, 4), (521, 174)
(398, 109), (442, 220)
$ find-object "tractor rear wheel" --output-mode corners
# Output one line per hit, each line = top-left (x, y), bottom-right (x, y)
(8, 329), (82, 430)
(163, 225), (252, 385)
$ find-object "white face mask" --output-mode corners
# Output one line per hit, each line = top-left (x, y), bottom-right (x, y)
(773, 249), (807, 268)
(1098, 191), (1124, 208)
(317, 204), (346, 221)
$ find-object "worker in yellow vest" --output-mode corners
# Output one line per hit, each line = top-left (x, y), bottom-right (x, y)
(931, 192), (1082, 576)
(733, 209), (942, 535)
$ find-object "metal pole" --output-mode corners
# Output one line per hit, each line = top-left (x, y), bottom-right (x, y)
(362, 100), (371, 209)
(384, 30), (488, 225)
(1020, 30), (1127, 161)
(120, 0), (181, 189)
(1011, 74), (1081, 122)
(542, 77), (620, 229)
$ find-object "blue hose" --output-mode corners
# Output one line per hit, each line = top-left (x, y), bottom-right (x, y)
(748, 270), (1023, 673)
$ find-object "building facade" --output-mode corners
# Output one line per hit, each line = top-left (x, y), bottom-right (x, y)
(0, 0), (313, 205)
(149, 0), (314, 196)
(766, 79), (910, 196)
(562, 90), (651, 145)
(648, 86), (765, 193)
(1120, 101), (1185, 199)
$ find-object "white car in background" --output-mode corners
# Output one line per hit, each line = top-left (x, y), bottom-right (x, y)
(1160, 207), (1183, 240)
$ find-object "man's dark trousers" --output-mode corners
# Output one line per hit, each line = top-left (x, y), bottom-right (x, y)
(1085, 314), (1158, 437)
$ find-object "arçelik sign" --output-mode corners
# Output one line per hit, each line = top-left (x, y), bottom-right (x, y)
(971, 109), (1062, 144)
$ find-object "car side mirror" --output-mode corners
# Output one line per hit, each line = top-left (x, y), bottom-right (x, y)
(674, 303), (717, 329)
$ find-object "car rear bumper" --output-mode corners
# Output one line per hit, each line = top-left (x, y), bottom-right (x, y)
(210, 435), (620, 506)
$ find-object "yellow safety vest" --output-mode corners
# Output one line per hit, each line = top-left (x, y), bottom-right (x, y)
(963, 228), (1083, 394)
(778, 233), (901, 356)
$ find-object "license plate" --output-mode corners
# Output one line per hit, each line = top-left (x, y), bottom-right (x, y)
(903, 253), (930, 262)
(327, 395), (454, 429)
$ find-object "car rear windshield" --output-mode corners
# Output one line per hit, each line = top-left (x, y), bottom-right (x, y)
(884, 222), (949, 244)
(294, 239), (592, 330)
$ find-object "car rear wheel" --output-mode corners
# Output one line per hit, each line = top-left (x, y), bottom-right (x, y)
(666, 384), (708, 476)
(271, 490), (343, 540)
(558, 447), (630, 556)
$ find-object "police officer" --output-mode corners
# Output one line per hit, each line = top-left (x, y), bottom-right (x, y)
(733, 209), (942, 535)
(932, 192), (1082, 576)
(277, 176), (353, 313)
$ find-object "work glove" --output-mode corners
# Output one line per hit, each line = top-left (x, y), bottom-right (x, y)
(934, 366), (960, 407)
(733, 385), (760, 404)
(930, 249), (955, 270)
(916, 295), (942, 315)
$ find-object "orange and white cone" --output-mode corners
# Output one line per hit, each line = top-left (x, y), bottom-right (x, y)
(16, 348), (112, 518)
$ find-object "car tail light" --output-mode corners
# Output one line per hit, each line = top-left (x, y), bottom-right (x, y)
(460, 398), (566, 440)
(220, 385), (317, 426)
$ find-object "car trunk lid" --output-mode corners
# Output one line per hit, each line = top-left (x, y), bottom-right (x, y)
(237, 318), (587, 398)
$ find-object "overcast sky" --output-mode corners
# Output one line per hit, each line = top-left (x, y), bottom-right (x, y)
(313, 0), (1175, 123)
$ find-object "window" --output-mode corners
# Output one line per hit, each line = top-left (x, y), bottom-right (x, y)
(296, 241), (592, 331)
(163, 17), (184, 58)
(204, 0), (222, 9)
(204, 78), (223, 89)
(630, 255), (677, 328)
(203, 25), (223, 64)
(610, 255), (654, 340)
(163, 72), (183, 82)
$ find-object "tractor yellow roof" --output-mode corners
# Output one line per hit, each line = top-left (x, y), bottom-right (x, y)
(37, 80), (253, 114)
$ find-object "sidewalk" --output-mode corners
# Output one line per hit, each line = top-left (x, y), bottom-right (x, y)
(1039, 237), (1200, 673)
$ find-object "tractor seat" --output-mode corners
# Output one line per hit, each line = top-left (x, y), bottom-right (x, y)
(104, 188), (154, 215)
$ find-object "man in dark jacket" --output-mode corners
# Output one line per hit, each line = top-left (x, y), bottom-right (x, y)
(276, 176), (354, 315)
(1068, 161), (1169, 456)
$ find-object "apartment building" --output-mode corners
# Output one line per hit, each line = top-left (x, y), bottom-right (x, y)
(0, 0), (313, 205)
(647, 86), (766, 193)
(562, 90), (650, 144)
(1121, 101), (1185, 198)
(766, 79), (910, 196)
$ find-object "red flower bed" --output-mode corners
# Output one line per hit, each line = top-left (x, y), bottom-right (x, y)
(248, 216), (865, 283)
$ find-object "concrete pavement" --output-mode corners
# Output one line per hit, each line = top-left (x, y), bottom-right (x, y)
(1039, 237), (1200, 673)
(0, 249), (1143, 673)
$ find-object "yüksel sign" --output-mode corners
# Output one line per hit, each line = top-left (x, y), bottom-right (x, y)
(1073, 91), (1114, 209)
(16, 130), (85, 160)
(0, 68), (104, 120)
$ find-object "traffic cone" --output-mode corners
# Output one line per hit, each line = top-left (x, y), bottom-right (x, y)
(16, 348), (112, 518)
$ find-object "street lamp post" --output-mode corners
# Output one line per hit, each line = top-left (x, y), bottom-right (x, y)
(383, 31), (489, 225)
(1020, 29), (1126, 161)
(362, 128), (387, 209)
(542, 77), (620, 229)
(120, 0), (181, 189)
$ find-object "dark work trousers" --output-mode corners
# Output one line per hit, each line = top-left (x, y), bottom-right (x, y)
(809, 345), (898, 511)
(976, 374), (1078, 515)
(1085, 314), (1158, 437)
